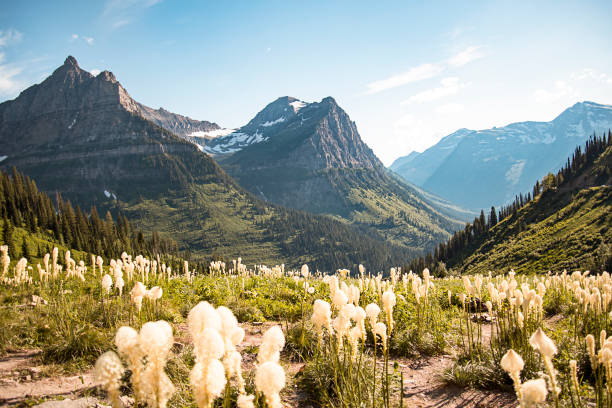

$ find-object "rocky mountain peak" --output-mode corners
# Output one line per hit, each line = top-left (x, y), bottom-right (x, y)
(64, 55), (79, 68)
(97, 70), (118, 83)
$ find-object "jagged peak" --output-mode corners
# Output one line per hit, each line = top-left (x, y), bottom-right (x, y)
(96, 70), (117, 83)
(64, 55), (79, 67)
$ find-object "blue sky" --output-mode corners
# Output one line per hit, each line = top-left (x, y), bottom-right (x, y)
(1, 0), (611, 165)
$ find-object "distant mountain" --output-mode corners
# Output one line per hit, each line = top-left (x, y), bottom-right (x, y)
(0, 56), (420, 270)
(200, 96), (469, 252)
(137, 103), (220, 139)
(439, 135), (612, 274)
(390, 102), (612, 210)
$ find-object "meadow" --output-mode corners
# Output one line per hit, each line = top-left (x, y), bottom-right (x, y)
(0, 244), (610, 408)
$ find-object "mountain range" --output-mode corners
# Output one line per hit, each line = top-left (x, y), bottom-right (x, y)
(390, 102), (612, 210)
(0, 56), (461, 268)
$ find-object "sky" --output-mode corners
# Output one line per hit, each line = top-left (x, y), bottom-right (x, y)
(1, 0), (611, 165)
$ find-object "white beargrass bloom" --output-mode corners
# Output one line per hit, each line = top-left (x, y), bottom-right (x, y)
(311, 299), (332, 336)
(501, 349), (524, 374)
(115, 326), (142, 399)
(332, 289), (348, 310)
(301, 264), (309, 278)
(529, 328), (557, 359)
(190, 359), (227, 408)
(146, 286), (163, 300)
(237, 394), (255, 408)
(188, 301), (222, 340)
(365, 303), (380, 328)
(138, 321), (175, 408)
(382, 289), (396, 332)
(521, 378), (548, 407)
(374, 322), (387, 351)
(354, 306), (367, 341)
(257, 326), (285, 364)
(101, 274), (113, 294)
(94, 351), (125, 408)
(255, 361), (285, 408)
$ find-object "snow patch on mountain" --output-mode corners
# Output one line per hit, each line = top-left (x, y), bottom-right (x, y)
(290, 100), (307, 112)
(189, 128), (235, 138)
(505, 160), (526, 186)
(261, 117), (285, 127)
(203, 130), (269, 155)
(0, 156), (7, 162)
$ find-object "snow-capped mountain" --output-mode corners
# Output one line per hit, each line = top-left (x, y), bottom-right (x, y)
(200, 96), (310, 155)
(203, 95), (469, 251)
(390, 101), (612, 210)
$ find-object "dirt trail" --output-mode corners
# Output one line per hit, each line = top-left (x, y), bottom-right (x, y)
(0, 350), (95, 406)
(397, 354), (515, 408)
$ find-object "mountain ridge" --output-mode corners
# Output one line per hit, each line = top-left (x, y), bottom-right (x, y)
(390, 102), (612, 210)
(0, 56), (418, 270)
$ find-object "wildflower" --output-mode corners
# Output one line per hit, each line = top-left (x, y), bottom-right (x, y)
(501, 349), (524, 405)
(354, 306), (367, 342)
(374, 322), (387, 351)
(94, 351), (124, 408)
(146, 286), (163, 300)
(529, 328), (557, 359)
(332, 289), (348, 310)
(501, 349), (524, 374)
(311, 300), (332, 336)
(520, 378), (547, 407)
(255, 361), (285, 408)
(257, 326), (285, 364)
(115, 326), (143, 399)
(191, 359), (227, 408)
(101, 274), (113, 294)
(237, 394), (255, 408)
(301, 264), (309, 278)
(138, 321), (175, 408)
(382, 289), (396, 332)
(365, 303), (380, 328)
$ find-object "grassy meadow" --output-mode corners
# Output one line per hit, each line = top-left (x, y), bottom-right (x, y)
(1, 242), (611, 408)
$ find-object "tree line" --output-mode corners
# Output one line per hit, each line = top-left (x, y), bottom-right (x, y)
(0, 166), (209, 272)
(407, 130), (612, 275)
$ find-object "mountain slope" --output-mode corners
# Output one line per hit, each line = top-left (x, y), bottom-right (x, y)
(0, 56), (416, 270)
(432, 135), (612, 274)
(201, 96), (466, 252)
(391, 102), (612, 210)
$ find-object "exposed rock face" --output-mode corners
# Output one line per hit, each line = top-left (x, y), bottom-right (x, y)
(137, 103), (220, 138)
(0, 56), (220, 206)
(212, 96), (465, 250)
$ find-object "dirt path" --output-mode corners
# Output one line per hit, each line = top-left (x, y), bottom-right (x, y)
(397, 354), (515, 408)
(0, 350), (95, 407)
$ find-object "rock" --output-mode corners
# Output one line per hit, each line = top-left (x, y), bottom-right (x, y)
(29, 295), (48, 306)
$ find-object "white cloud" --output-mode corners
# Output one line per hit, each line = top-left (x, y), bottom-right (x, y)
(365, 45), (485, 95)
(0, 54), (24, 96)
(571, 68), (612, 85)
(448, 46), (485, 67)
(436, 103), (465, 114)
(266, 47), (271, 53)
(365, 63), (444, 94)
(532, 80), (576, 103)
(103, 0), (163, 29)
(402, 77), (468, 104)
(70, 34), (95, 45)
(0, 29), (23, 47)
